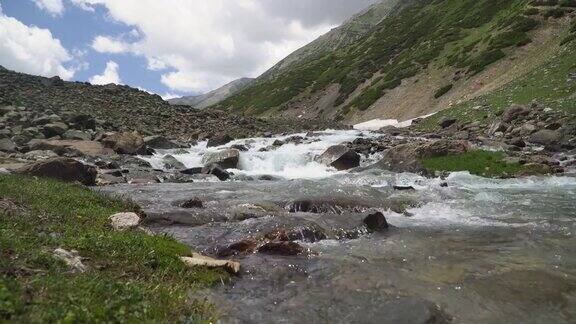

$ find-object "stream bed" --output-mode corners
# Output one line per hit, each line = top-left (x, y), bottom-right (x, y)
(101, 130), (576, 323)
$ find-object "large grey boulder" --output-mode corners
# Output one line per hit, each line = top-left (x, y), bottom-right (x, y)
(17, 157), (97, 186)
(202, 148), (240, 169)
(317, 145), (360, 171)
(0, 138), (17, 153)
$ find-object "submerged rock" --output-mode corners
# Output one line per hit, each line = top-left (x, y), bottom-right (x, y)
(180, 197), (203, 209)
(218, 239), (259, 257)
(258, 241), (305, 256)
(317, 145), (360, 170)
(17, 157), (97, 185)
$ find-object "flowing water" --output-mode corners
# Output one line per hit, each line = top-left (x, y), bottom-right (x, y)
(102, 130), (576, 323)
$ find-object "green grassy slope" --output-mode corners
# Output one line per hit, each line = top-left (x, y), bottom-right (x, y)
(0, 175), (226, 322)
(219, 0), (537, 115)
(218, 0), (575, 122)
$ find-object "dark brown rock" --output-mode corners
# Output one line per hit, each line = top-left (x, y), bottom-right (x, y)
(17, 157), (97, 186)
(101, 131), (147, 155)
(363, 212), (389, 232)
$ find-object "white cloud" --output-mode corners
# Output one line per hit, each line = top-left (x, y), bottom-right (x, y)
(89, 60), (121, 85)
(92, 35), (129, 54)
(0, 10), (74, 79)
(71, 0), (377, 93)
(32, 0), (64, 16)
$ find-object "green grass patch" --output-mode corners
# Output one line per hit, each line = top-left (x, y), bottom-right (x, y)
(421, 150), (523, 178)
(0, 175), (227, 322)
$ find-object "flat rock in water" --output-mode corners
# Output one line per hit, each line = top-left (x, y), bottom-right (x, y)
(180, 253), (240, 274)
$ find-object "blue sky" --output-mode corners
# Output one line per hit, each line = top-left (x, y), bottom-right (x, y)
(0, 0), (377, 98)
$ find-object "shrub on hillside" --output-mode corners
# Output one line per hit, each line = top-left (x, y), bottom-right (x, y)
(434, 84), (454, 99)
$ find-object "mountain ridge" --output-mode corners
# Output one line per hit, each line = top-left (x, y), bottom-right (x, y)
(216, 0), (576, 125)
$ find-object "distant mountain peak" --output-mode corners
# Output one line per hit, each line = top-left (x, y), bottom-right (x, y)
(168, 78), (254, 109)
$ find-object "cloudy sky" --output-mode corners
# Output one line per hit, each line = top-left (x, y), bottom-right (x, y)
(0, 0), (378, 98)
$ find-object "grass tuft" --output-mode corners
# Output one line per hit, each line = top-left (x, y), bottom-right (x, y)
(421, 150), (523, 178)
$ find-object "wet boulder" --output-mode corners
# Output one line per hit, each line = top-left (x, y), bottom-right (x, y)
(363, 212), (389, 232)
(101, 131), (147, 155)
(144, 135), (184, 149)
(16, 157), (97, 186)
(202, 164), (231, 181)
(318, 145), (360, 171)
(207, 133), (233, 147)
(162, 154), (185, 170)
(202, 148), (240, 169)
(180, 197), (203, 209)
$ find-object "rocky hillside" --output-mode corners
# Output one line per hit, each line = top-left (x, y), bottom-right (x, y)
(0, 68), (342, 142)
(216, 0), (576, 124)
(168, 77), (254, 109)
